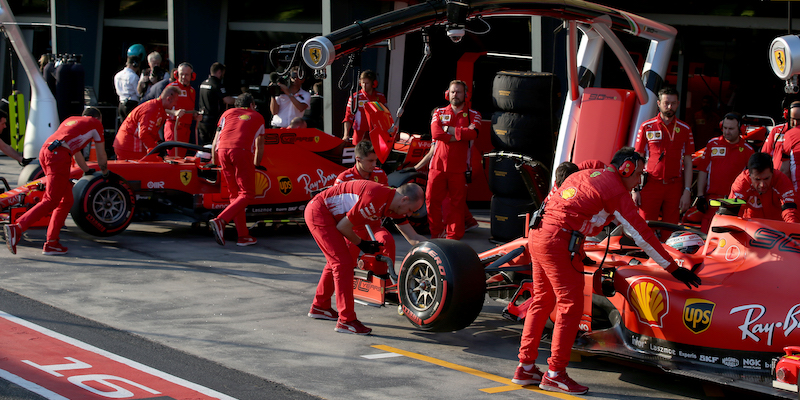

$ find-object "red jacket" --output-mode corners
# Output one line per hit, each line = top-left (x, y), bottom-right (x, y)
(114, 98), (167, 153)
(312, 180), (402, 226)
(430, 106), (481, 173)
(695, 136), (753, 197)
(729, 169), (798, 223)
(342, 89), (387, 144)
(334, 165), (388, 186)
(216, 107), (266, 154)
(634, 114), (694, 180)
(166, 81), (196, 125)
(48, 116), (104, 155)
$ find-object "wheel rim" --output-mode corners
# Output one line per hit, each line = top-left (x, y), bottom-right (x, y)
(91, 186), (127, 224)
(404, 259), (439, 311)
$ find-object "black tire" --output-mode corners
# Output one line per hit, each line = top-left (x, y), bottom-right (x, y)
(492, 71), (559, 114)
(387, 169), (428, 234)
(485, 154), (529, 198)
(398, 239), (486, 332)
(491, 112), (554, 164)
(71, 172), (135, 237)
(490, 195), (534, 242)
(18, 160), (43, 186)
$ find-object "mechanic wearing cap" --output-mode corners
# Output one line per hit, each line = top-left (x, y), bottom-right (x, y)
(511, 147), (701, 395)
(695, 113), (754, 233)
(633, 87), (694, 226)
(729, 152), (798, 223)
(208, 93), (265, 247)
(113, 56), (140, 121)
(342, 70), (387, 145)
(165, 62), (203, 157)
(269, 66), (310, 129)
(113, 86), (181, 160)
(4, 108), (108, 256)
(334, 140), (427, 275)
(305, 180), (424, 335)
(427, 80), (481, 240)
(198, 62), (235, 145)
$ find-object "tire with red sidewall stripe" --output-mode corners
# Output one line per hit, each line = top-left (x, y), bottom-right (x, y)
(71, 172), (135, 237)
(398, 239), (485, 332)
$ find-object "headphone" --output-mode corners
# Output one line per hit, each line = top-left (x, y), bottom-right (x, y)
(617, 152), (643, 178)
(785, 101), (800, 120)
(444, 80), (471, 102)
(718, 112), (746, 135)
(173, 62), (196, 81)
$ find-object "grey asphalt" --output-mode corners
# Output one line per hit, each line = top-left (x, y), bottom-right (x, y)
(0, 154), (769, 400)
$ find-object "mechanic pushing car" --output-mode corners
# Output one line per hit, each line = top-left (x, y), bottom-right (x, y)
(208, 92), (266, 247)
(4, 108), (108, 255)
(511, 147), (701, 395)
(305, 180), (424, 335)
(114, 85), (182, 160)
(334, 140), (427, 275)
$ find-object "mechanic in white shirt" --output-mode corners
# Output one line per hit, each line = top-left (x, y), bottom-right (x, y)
(113, 56), (141, 121)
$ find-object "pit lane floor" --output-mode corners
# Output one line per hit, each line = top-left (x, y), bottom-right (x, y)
(0, 155), (774, 399)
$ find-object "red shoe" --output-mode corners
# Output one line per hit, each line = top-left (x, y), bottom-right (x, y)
(335, 319), (372, 335)
(4, 223), (20, 255)
(209, 218), (225, 246)
(42, 241), (69, 256)
(308, 306), (339, 321)
(511, 364), (543, 385)
(539, 371), (588, 394)
(236, 236), (257, 246)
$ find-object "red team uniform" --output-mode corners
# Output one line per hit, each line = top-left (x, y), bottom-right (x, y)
(427, 105), (481, 239)
(15, 117), (105, 243)
(342, 89), (387, 145)
(763, 123), (788, 168)
(634, 114), (694, 224)
(729, 169), (799, 223)
(164, 80), (196, 157)
(215, 107), (266, 238)
(305, 180), (407, 323)
(695, 136), (753, 231)
(778, 127), (800, 191)
(113, 98), (168, 160)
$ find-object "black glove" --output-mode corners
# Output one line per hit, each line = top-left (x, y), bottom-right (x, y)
(399, 167), (417, 174)
(84, 168), (96, 176)
(696, 196), (709, 214)
(255, 165), (267, 171)
(671, 268), (702, 289)
(19, 158), (33, 166)
(356, 240), (383, 254)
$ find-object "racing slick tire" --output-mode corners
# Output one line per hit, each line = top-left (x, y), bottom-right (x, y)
(491, 112), (554, 165)
(490, 195), (534, 243)
(17, 160), (43, 186)
(486, 154), (528, 198)
(398, 239), (486, 332)
(492, 71), (558, 114)
(387, 169), (429, 234)
(70, 172), (135, 237)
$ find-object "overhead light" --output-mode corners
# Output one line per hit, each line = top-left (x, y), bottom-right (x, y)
(446, 1), (468, 43)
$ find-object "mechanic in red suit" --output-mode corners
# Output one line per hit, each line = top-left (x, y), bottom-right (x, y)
(342, 70), (386, 145)
(763, 101), (800, 170)
(164, 62), (202, 157)
(4, 108), (108, 256)
(208, 93), (266, 247)
(695, 113), (754, 232)
(114, 86), (181, 160)
(334, 140), (427, 275)
(511, 147), (701, 395)
(633, 87), (694, 226)
(777, 123), (800, 191)
(729, 152), (798, 223)
(427, 80), (481, 239)
(305, 180), (424, 335)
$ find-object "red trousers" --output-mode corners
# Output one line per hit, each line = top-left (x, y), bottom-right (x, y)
(16, 146), (73, 242)
(348, 224), (395, 275)
(164, 120), (191, 157)
(305, 199), (357, 323)
(639, 178), (682, 224)
(518, 225), (584, 372)
(114, 147), (147, 161)
(217, 148), (254, 238)
(426, 169), (467, 239)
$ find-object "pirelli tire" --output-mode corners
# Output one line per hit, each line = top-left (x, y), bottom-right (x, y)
(399, 239), (486, 332)
(491, 112), (554, 163)
(18, 160), (44, 186)
(485, 154), (528, 198)
(492, 71), (558, 114)
(71, 172), (135, 237)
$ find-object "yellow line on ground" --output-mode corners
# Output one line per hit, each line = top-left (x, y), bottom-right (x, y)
(371, 345), (584, 399)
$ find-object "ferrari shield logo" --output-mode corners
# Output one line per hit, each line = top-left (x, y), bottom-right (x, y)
(180, 170), (192, 186)
(278, 176), (292, 195)
(314, 136), (320, 143)
(683, 298), (715, 334)
(775, 48), (787, 75)
(309, 48), (322, 65)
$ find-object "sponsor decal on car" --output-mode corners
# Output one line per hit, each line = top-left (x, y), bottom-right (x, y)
(699, 355), (719, 364)
(146, 181), (165, 189)
(254, 171), (271, 199)
(297, 169), (337, 195)
(628, 277), (669, 328)
(180, 170), (192, 186)
(722, 357), (739, 368)
(683, 298), (715, 334)
(729, 303), (800, 346)
(278, 176), (292, 196)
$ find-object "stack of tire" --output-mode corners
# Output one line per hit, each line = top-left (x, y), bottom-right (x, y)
(487, 71), (559, 242)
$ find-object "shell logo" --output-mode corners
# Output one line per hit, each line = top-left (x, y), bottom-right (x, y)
(254, 170), (271, 199)
(65, 120), (77, 126)
(561, 187), (577, 200)
(590, 171), (601, 178)
(627, 277), (669, 327)
(239, 114), (251, 120)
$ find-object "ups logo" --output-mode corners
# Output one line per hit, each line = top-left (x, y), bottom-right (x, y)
(683, 298), (715, 334)
(279, 176), (292, 196)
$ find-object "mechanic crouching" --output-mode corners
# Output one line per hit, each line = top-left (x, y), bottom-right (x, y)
(5, 108), (108, 255)
(511, 147), (701, 395)
(305, 181), (424, 335)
